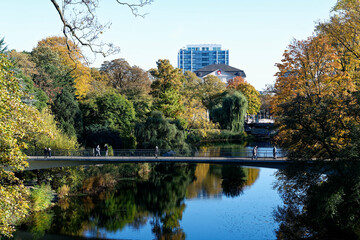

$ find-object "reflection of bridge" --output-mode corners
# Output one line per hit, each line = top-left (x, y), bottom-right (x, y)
(26, 149), (288, 170)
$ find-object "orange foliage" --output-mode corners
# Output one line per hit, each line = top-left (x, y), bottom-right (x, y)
(37, 36), (92, 99)
(273, 36), (356, 159)
(227, 76), (246, 89)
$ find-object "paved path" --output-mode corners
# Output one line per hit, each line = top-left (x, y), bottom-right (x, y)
(27, 156), (289, 170)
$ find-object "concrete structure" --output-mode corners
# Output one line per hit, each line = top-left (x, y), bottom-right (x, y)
(194, 63), (246, 83)
(178, 44), (229, 72)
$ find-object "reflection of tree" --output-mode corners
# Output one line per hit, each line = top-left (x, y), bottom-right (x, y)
(187, 164), (260, 199)
(151, 204), (186, 240)
(136, 163), (195, 239)
(274, 162), (360, 240)
(221, 165), (247, 197)
(186, 164), (222, 198)
(19, 163), (196, 239)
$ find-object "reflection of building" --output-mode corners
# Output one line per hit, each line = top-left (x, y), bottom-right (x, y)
(194, 63), (246, 83)
(178, 44), (229, 72)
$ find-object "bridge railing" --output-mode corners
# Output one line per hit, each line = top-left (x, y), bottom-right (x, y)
(25, 148), (285, 160)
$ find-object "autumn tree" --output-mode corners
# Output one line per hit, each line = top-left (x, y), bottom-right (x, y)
(100, 58), (152, 121)
(150, 59), (184, 119)
(317, 0), (360, 88)
(181, 71), (202, 101)
(31, 45), (72, 100)
(236, 82), (261, 116)
(0, 55), (51, 237)
(273, 36), (356, 160)
(35, 36), (92, 99)
(198, 75), (226, 110)
(227, 76), (246, 89)
(180, 71), (219, 135)
(8, 50), (48, 111)
(87, 67), (111, 97)
(227, 76), (261, 116)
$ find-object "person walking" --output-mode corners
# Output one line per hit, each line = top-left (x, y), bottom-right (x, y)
(252, 146), (258, 160)
(48, 147), (52, 158)
(155, 146), (159, 159)
(273, 146), (277, 159)
(96, 145), (101, 156)
(44, 147), (48, 158)
(104, 144), (108, 156)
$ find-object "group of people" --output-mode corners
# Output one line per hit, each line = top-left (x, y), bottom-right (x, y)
(95, 144), (108, 156)
(252, 146), (277, 160)
(43, 147), (52, 158)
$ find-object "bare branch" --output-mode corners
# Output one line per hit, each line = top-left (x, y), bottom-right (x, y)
(50, 0), (152, 63)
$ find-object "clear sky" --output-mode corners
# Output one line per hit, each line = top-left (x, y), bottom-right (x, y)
(1, 0), (337, 90)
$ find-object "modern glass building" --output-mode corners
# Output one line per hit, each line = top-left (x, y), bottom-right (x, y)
(177, 44), (229, 72)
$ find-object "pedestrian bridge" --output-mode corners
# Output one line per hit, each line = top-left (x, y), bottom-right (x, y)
(26, 149), (287, 170)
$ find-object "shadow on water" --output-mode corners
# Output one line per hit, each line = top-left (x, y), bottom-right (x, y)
(8, 162), (260, 240)
(274, 160), (360, 240)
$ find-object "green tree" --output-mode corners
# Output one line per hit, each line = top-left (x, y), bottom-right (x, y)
(150, 59), (184, 119)
(81, 91), (136, 148)
(211, 91), (248, 133)
(52, 88), (83, 137)
(0, 37), (7, 53)
(135, 111), (189, 150)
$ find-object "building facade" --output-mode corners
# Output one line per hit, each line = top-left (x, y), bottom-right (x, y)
(177, 44), (229, 72)
(194, 64), (246, 83)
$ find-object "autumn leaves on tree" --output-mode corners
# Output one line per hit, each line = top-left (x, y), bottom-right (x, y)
(273, 0), (360, 160)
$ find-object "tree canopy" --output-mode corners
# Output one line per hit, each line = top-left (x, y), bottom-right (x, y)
(150, 59), (184, 119)
(273, 36), (356, 160)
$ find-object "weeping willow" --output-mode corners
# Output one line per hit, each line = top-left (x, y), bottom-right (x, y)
(211, 91), (248, 133)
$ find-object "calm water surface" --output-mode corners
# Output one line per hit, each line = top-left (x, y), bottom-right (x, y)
(15, 163), (282, 240)
(15, 160), (360, 239)
(84, 166), (281, 240)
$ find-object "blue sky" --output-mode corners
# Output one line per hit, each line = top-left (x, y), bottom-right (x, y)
(1, 0), (337, 90)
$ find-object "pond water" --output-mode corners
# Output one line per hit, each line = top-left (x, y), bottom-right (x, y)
(13, 160), (360, 240)
(14, 163), (282, 240)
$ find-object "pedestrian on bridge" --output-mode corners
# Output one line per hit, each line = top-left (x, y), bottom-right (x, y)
(252, 146), (258, 160)
(155, 146), (159, 159)
(273, 146), (277, 159)
(104, 144), (108, 156)
(96, 145), (101, 156)
(44, 147), (48, 158)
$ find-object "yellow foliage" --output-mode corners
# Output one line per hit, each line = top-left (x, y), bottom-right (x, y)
(32, 109), (79, 150)
(0, 55), (51, 237)
(180, 99), (219, 137)
(273, 36), (356, 158)
(36, 36), (92, 99)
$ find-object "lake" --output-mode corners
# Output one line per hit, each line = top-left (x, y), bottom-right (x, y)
(14, 163), (282, 240)
(14, 160), (360, 240)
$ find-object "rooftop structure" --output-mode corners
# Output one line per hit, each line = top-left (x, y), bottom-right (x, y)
(194, 63), (246, 83)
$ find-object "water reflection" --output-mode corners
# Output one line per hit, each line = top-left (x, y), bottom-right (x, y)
(12, 163), (260, 239)
(186, 164), (260, 199)
(274, 161), (360, 240)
